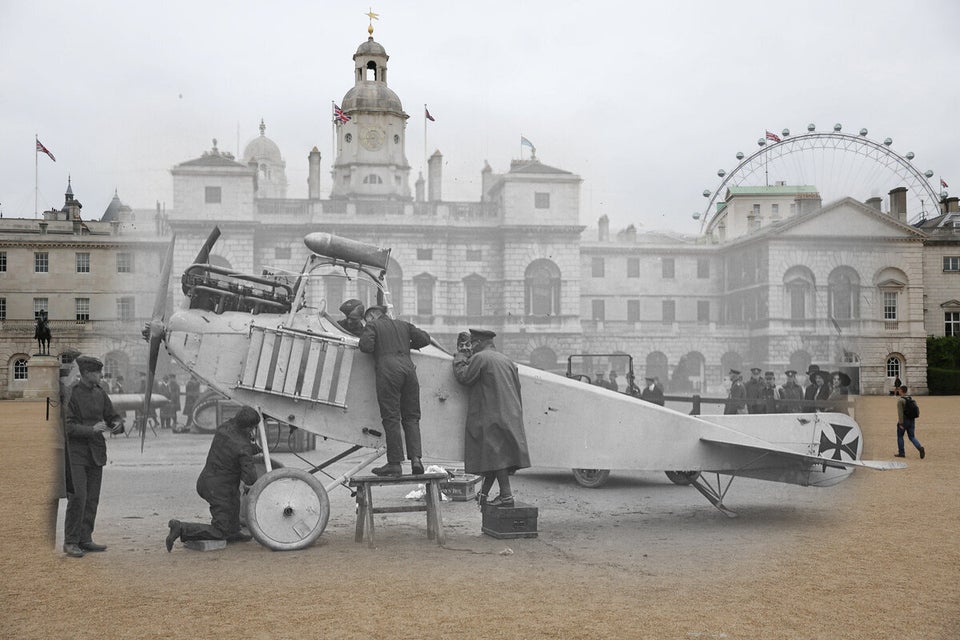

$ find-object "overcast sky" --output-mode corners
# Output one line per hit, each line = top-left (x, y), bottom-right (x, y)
(2, 0), (957, 234)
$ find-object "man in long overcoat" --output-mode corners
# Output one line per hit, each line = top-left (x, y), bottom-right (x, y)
(452, 329), (531, 508)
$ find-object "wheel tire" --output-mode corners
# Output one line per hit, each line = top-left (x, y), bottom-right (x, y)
(246, 468), (329, 551)
(665, 470), (701, 485)
(190, 396), (220, 434)
(572, 468), (611, 488)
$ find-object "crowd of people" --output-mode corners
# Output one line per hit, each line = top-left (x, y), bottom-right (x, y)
(725, 365), (852, 414)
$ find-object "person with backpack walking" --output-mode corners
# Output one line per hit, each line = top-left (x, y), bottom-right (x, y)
(895, 385), (925, 459)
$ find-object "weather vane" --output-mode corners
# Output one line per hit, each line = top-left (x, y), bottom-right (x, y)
(366, 7), (379, 36)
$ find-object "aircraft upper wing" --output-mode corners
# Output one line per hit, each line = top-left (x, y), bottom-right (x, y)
(699, 433), (907, 471)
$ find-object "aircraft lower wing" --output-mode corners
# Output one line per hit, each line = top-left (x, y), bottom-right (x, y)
(700, 433), (907, 472)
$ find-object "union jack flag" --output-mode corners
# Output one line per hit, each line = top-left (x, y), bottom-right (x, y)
(333, 104), (350, 124)
(765, 130), (781, 143)
(941, 178), (949, 189)
(36, 138), (56, 161)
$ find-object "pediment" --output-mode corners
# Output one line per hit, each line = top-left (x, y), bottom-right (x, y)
(774, 198), (924, 239)
(941, 299), (960, 310)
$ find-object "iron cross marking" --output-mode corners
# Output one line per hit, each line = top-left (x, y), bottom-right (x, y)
(818, 423), (859, 461)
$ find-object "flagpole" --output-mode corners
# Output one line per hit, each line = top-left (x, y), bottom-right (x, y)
(34, 134), (38, 218)
(331, 101), (335, 163)
(423, 104), (428, 181)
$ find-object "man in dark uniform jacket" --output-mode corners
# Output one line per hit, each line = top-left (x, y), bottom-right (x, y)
(337, 298), (366, 337)
(166, 406), (261, 551)
(63, 356), (124, 557)
(780, 370), (804, 412)
(745, 367), (764, 414)
(358, 305), (431, 476)
(724, 369), (746, 415)
(640, 376), (665, 406)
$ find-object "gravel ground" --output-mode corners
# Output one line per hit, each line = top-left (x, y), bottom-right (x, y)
(1, 396), (957, 639)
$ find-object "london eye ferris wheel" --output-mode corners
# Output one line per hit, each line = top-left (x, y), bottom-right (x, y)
(696, 123), (947, 235)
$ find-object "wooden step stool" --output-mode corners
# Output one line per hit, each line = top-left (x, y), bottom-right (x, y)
(349, 472), (446, 547)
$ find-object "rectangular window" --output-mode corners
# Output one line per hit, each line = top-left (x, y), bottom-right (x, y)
(75, 298), (90, 323)
(76, 252), (90, 273)
(205, 186), (222, 204)
(697, 258), (710, 279)
(275, 246), (291, 260)
(0, 298), (6, 321)
(751, 204), (760, 217)
(591, 299), (605, 321)
(35, 252), (49, 273)
(466, 249), (482, 261)
(790, 286), (806, 320)
(534, 192), (550, 209)
(662, 257), (675, 279)
(465, 280), (483, 316)
(34, 297), (48, 317)
(946, 312), (960, 337)
(627, 258), (640, 278)
(627, 299), (640, 323)
(116, 296), (135, 322)
(591, 257), (605, 278)
(883, 291), (898, 321)
(417, 248), (433, 260)
(697, 300), (710, 322)
(0, 251), (6, 272)
(771, 203), (780, 218)
(662, 300), (675, 324)
(116, 252), (133, 273)
(416, 279), (434, 316)
(943, 256), (960, 272)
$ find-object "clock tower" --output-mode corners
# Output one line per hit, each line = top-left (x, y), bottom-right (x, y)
(330, 26), (411, 200)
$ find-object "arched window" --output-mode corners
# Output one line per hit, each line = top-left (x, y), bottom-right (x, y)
(886, 355), (902, 379)
(524, 259), (561, 316)
(13, 358), (28, 381)
(529, 346), (558, 371)
(645, 351), (669, 382)
(363, 174), (383, 184)
(828, 267), (861, 322)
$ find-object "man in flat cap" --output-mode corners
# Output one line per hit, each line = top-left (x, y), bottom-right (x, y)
(337, 298), (365, 337)
(453, 329), (531, 508)
(724, 369), (746, 415)
(63, 356), (124, 557)
(780, 370), (804, 412)
(166, 406), (261, 551)
(359, 305), (431, 476)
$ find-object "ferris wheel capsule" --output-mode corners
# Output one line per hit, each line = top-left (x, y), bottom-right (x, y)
(884, 138), (893, 146)
(736, 151), (744, 160)
(692, 212), (701, 220)
(834, 123), (842, 132)
(757, 138), (766, 146)
(924, 170), (934, 178)
(859, 128), (868, 136)
(702, 189), (711, 197)
(781, 128), (790, 137)
(807, 123), (816, 132)
(906, 152), (915, 160)
(718, 169), (726, 178)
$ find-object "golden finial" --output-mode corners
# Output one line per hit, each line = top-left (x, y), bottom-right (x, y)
(366, 7), (379, 36)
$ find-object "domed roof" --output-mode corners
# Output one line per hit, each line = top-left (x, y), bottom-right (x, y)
(243, 120), (282, 163)
(342, 82), (405, 114)
(355, 37), (387, 58)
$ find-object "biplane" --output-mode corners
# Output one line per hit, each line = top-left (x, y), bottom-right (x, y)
(139, 228), (904, 550)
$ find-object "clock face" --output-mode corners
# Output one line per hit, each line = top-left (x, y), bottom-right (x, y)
(360, 127), (385, 151)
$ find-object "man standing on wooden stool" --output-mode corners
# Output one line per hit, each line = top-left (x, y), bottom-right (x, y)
(452, 329), (531, 507)
(165, 406), (261, 551)
(359, 305), (432, 476)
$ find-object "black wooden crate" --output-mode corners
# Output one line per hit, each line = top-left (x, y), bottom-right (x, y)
(481, 502), (538, 539)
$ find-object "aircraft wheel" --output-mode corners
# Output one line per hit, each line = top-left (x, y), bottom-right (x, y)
(246, 468), (330, 551)
(190, 396), (220, 434)
(572, 468), (611, 488)
(665, 470), (701, 485)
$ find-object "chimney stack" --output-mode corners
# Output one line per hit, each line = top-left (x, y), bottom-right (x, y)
(598, 215), (609, 241)
(944, 197), (959, 214)
(428, 150), (443, 202)
(866, 196), (882, 211)
(415, 172), (425, 202)
(889, 187), (908, 222)
(480, 161), (493, 202)
(307, 147), (322, 199)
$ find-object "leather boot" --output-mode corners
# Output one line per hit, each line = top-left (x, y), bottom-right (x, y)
(410, 458), (425, 475)
(372, 463), (402, 477)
